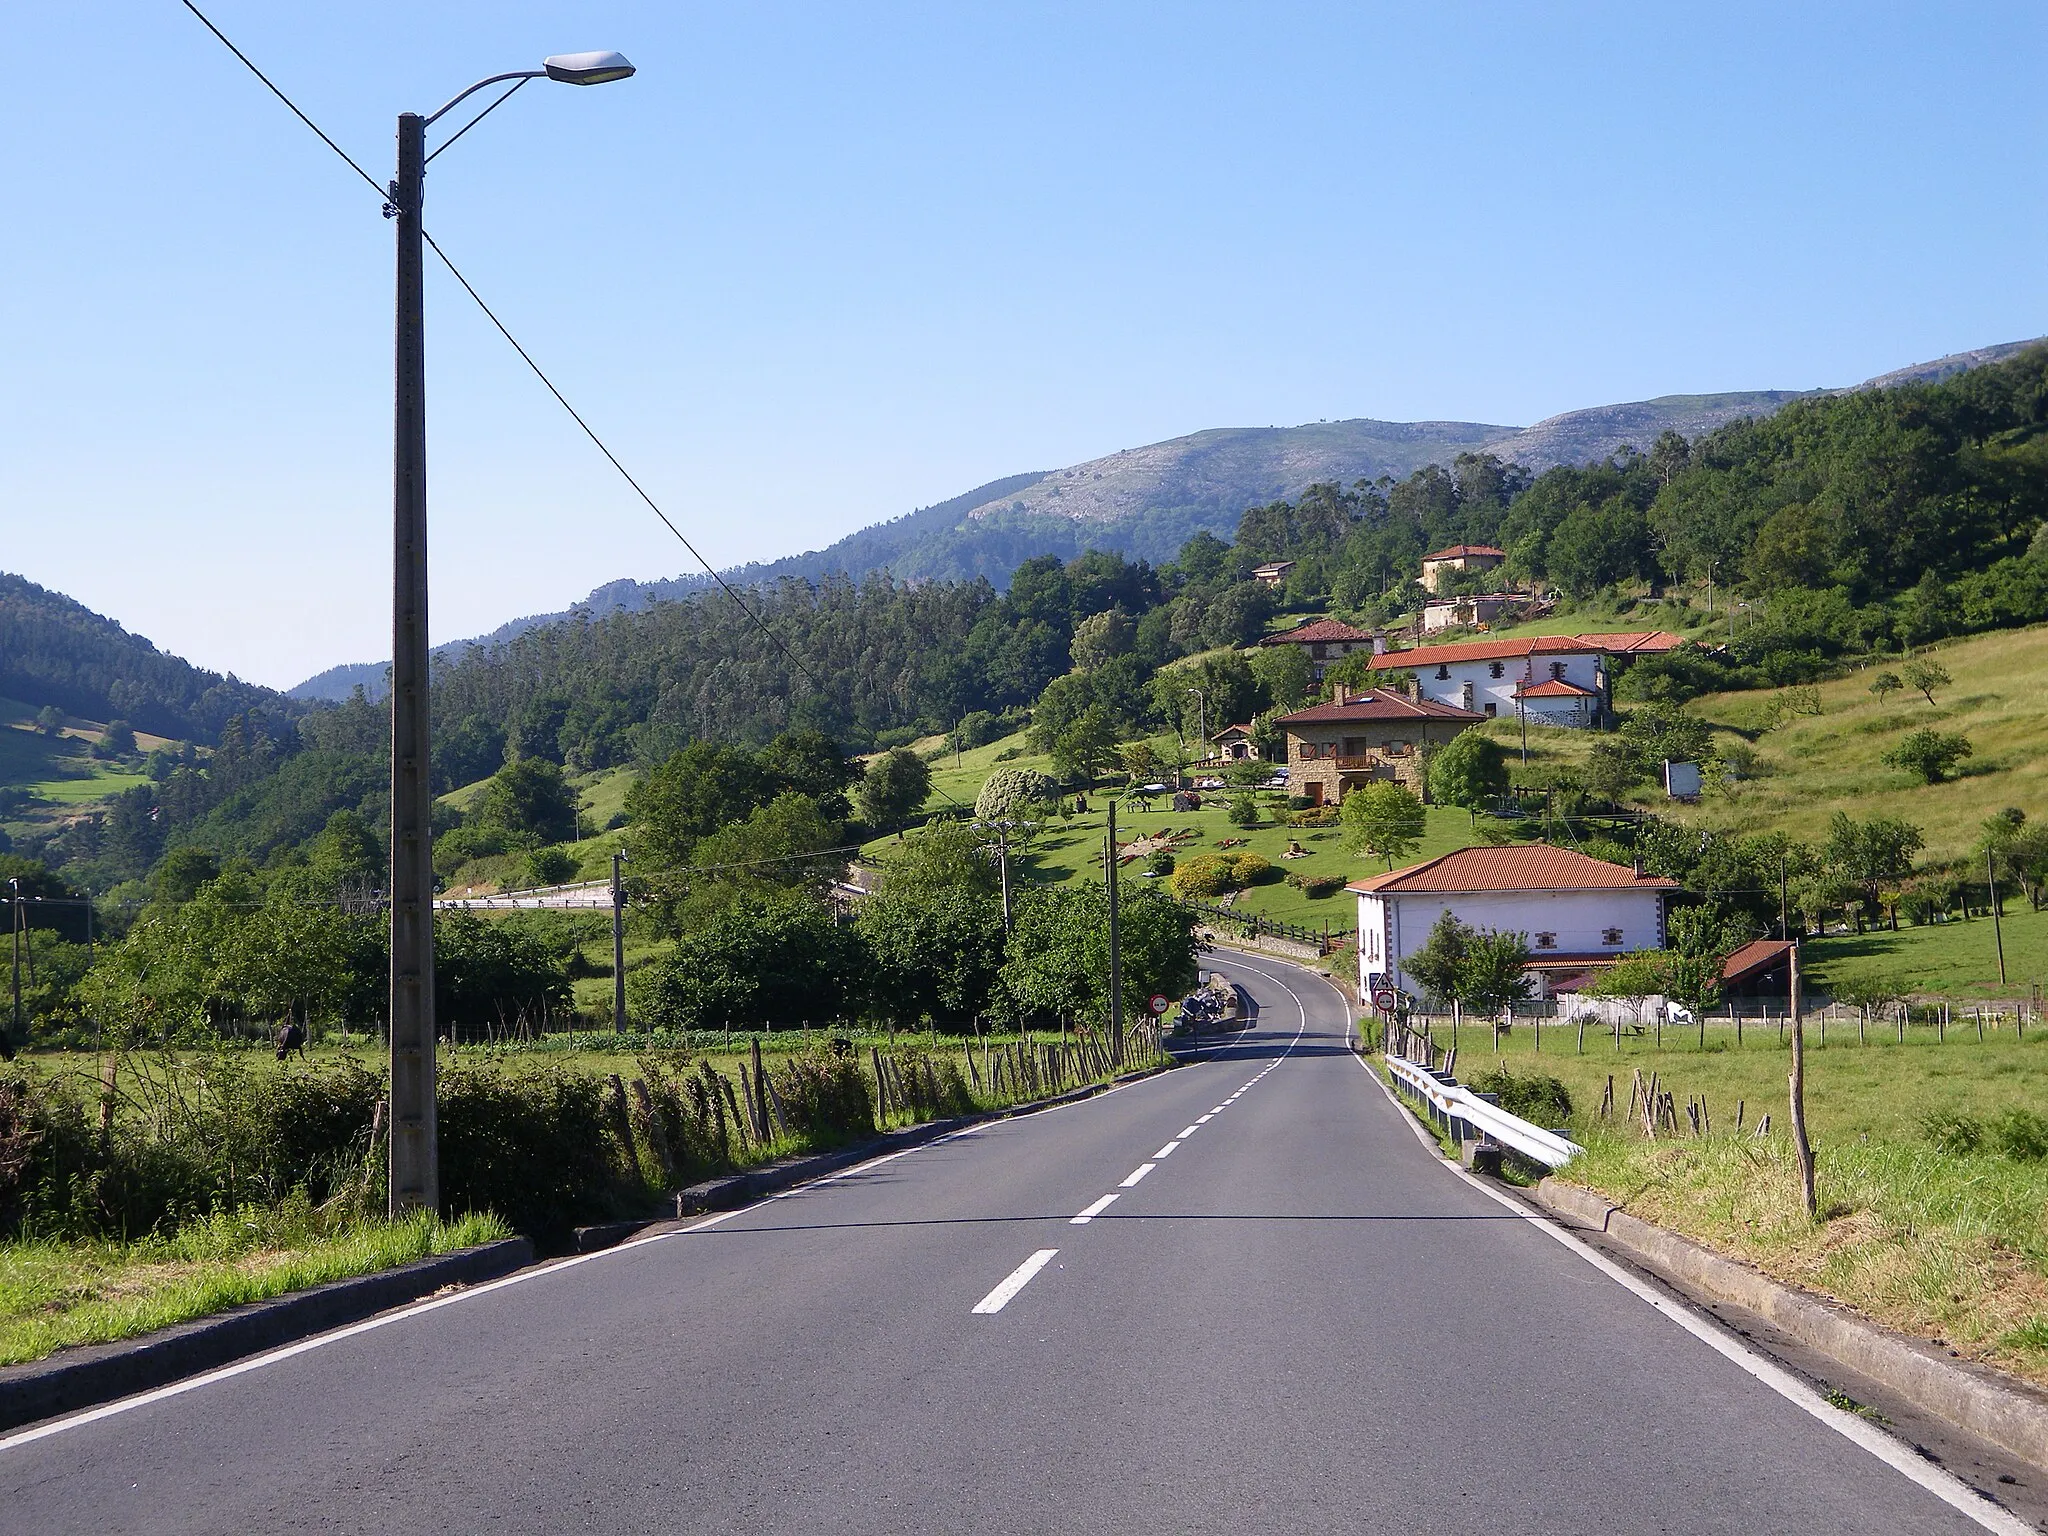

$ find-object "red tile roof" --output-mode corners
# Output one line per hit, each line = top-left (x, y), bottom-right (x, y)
(1369, 634), (1596, 668)
(1347, 844), (1680, 895)
(1275, 689), (1484, 726)
(1514, 677), (1598, 698)
(1421, 544), (1506, 562)
(1258, 617), (1377, 647)
(1718, 938), (1793, 985)
(1587, 630), (1687, 654)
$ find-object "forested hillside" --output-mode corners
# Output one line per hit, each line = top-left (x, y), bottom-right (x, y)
(0, 574), (288, 744)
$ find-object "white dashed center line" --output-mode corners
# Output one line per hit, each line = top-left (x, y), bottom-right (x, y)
(1178, 1125), (1200, 1137)
(1196, 1115), (1212, 1124)
(1071, 1193), (1120, 1225)
(1119, 1163), (1156, 1188)
(972, 1249), (1060, 1314)
(1153, 1142), (1178, 1159)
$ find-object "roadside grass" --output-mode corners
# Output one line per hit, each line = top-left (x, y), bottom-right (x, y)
(0, 1207), (510, 1368)
(1412, 1022), (2048, 1386)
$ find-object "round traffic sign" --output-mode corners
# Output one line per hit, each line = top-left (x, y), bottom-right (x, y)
(1148, 994), (1171, 1016)
(1371, 988), (1398, 1012)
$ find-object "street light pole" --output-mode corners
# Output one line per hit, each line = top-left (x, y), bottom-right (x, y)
(387, 108), (436, 1217)
(382, 51), (635, 1219)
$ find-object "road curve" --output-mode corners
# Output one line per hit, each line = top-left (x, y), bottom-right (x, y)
(0, 951), (2013, 1533)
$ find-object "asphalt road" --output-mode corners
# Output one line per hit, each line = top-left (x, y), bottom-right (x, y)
(1, 952), (2019, 1533)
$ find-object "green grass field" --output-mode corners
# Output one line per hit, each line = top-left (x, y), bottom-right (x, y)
(1806, 903), (2048, 1001)
(1392, 1021), (2048, 1386)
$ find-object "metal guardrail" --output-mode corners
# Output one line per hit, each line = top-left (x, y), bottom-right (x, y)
(1383, 1053), (1584, 1170)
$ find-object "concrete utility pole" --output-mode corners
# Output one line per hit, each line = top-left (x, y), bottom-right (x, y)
(1988, 849), (2007, 987)
(611, 849), (630, 1031)
(996, 825), (1013, 935)
(381, 50), (634, 1219)
(6, 878), (19, 1061)
(1184, 688), (1206, 760)
(386, 108), (438, 1218)
(1105, 799), (1123, 1064)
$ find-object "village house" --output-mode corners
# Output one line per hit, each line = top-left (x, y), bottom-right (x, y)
(1419, 543), (1506, 594)
(1274, 687), (1482, 807)
(1366, 631), (1685, 727)
(1350, 844), (1680, 1002)
(1420, 591), (1528, 633)
(1211, 722), (1260, 761)
(1250, 560), (1296, 588)
(1256, 615), (1381, 681)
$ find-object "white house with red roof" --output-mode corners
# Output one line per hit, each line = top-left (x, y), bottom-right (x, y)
(1349, 844), (1680, 1002)
(1256, 616), (1382, 681)
(1367, 630), (1685, 727)
(1419, 543), (1506, 593)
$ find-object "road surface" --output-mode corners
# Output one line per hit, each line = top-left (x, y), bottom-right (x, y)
(1, 952), (2021, 1533)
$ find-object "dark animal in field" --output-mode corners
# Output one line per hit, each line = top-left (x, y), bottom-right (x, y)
(275, 1021), (307, 1061)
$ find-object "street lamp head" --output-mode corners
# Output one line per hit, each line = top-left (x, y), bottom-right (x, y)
(544, 51), (636, 85)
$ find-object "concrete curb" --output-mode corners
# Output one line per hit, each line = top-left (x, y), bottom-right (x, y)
(672, 1062), (1175, 1217)
(1530, 1178), (2048, 1473)
(0, 1237), (534, 1433)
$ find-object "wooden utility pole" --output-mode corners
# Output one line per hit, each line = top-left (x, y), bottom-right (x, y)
(1788, 940), (1817, 1220)
(1988, 849), (2008, 987)
(611, 849), (630, 1031)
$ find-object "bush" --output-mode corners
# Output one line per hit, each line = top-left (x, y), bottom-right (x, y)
(1145, 849), (1176, 876)
(1227, 792), (1261, 828)
(524, 846), (578, 887)
(1169, 854), (1234, 899)
(1226, 851), (1273, 885)
(438, 1061), (630, 1243)
(1991, 1108), (2048, 1162)
(767, 1045), (876, 1143)
(1465, 1066), (1573, 1127)
(1883, 728), (1972, 784)
(1283, 872), (1347, 898)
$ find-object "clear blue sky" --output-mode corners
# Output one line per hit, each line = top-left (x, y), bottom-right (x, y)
(4, 2), (2044, 689)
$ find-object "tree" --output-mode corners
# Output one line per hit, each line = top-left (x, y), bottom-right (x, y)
(632, 892), (860, 1029)
(689, 791), (849, 908)
(34, 705), (64, 737)
(1227, 792), (1261, 828)
(857, 884), (1008, 1028)
(975, 767), (1058, 820)
(1825, 811), (1924, 919)
(1342, 782), (1426, 870)
(1248, 644), (1313, 713)
(471, 757), (579, 849)
(151, 846), (221, 905)
(1882, 728), (1972, 784)
(870, 816), (1000, 899)
(1867, 670), (1903, 702)
(1426, 730), (1508, 809)
(1000, 884), (1197, 1028)
(1048, 705), (1119, 784)
(1068, 609), (1134, 672)
(1403, 911), (1470, 1007)
(1902, 656), (1952, 706)
(858, 748), (932, 831)
(1119, 739), (1160, 785)
(1459, 928), (1531, 1014)
(627, 741), (776, 869)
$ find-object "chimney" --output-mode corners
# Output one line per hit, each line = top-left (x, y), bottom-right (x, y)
(1334, 683), (1349, 705)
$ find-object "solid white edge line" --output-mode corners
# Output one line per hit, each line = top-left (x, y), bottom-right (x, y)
(1119, 1163), (1157, 1188)
(1, 1061), (1196, 1455)
(971, 1248), (1059, 1314)
(1071, 1193), (1121, 1225)
(1352, 1049), (2030, 1536)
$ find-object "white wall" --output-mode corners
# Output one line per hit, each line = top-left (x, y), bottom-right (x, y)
(1359, 887), (1666, 999)
(1412, 651), (1604, 722)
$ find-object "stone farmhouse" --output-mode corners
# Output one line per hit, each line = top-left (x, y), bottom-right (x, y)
(1256, 616), (1381, 681)
(1349, 844), (1680, 1002)
(1273, 687), (1483, 807)
(1419, 543), (1506, 593)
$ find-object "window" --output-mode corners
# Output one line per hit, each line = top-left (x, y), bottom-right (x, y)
(1602, 927), (1624, 946)
(1436, 664), (1451, 681)
(1484, 703), (1497, 717)
(1488, 661), (1504, 679)
(1550, 661), (1567, 680)
(1312, 643), (1328, 660)
(1535, 932), (1557, 949)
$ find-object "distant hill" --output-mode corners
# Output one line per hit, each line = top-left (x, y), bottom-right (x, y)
(0, 573), (288, 743)
(288, 337), (2045, 700)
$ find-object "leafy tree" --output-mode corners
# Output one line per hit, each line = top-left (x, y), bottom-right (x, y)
(1459, 928), (1531, 1014)
(1068, 610), (1134, 672)
(1001, 884), (1197, 1028)
(1902, 656), (1952, 706)
(34, 705), (65, 736)
(633, 892), (860, 1029)
(152, 846), (221, 905)
(1118, 739), (1161, 785)
(1048, 705), (1119, 784)
(759, 728), (859, 820)
(1227, 792), (1261, 828)
(1867, 670), (1903, 702)
(94, 720), (137, 758)
(471, 757), (579, 849)
(627, 741), (776, 869)
(1427, 730), (1507, 809)
(870, 816), (1000, 899)
(858, 748), (932, 831)
(1342, 782), (1426, 869)
(433, 912), (573, 1038)
(1248, 644), (1313, 712)
(857, 885), (1008, 1028)
(688, 792), (849, 910)
(525, 847), (579, 886)
(975, 766), (1058, 820)
(1883, 728), (1972, 784)
(1402, 911), (1469, 1007)
(1825, 811), (1924, 918)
